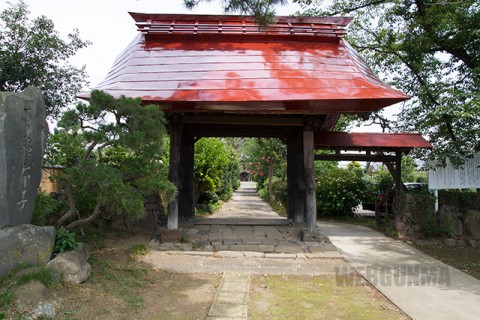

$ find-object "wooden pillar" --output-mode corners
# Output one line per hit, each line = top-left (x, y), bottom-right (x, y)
(167, 114), (182, 230)
(295, 129), (306, 223)
(303, 128), (316, 232)
(178, 129), (195, 221)
(395, 152), (402, 193)
(287, 133), (296, 220)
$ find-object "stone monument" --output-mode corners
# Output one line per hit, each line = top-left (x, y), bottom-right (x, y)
(0, 87), (49, 227)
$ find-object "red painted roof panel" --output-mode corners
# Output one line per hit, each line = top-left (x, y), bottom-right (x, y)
(315, 132), (432, 150)
(83, 14), (409, 113)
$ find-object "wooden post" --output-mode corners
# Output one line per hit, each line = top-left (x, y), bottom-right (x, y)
(295, 129), (305, 223)
(303, 128), (316, 232)
(179, 129), (195, 221)
(287, 134), (296, 220)
(395, 152), (402, 193)
(167, 114), (182, 230)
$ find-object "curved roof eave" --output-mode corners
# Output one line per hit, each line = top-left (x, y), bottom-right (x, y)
(79, 14), (409, 114)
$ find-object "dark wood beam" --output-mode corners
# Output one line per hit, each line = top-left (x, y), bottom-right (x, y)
(190, 124), (294, 138)
(315, 154), (397, 162)
(183, 115), (305, 126)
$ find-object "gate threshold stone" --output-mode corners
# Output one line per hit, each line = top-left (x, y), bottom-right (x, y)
(195, 218), (292, 226)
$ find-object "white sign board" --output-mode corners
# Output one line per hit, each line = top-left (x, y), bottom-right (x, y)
(429, 154), (480, 189)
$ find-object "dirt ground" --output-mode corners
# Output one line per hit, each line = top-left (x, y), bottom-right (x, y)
(55, 231), (220, 320)
(2, 228), (411, 319)
(60, 229), (409, 320)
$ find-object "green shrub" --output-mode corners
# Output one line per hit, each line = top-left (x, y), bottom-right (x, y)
(54, 227), (78, 255)
(272, 179), (288, 208)
(374, 169), (395, 195)
(316, 168), (370, 217)
(257, 179), (287, 216)
(197, 191), (219, 205)
(196, 202), (221, 215)
(385, 225), (399, 238)
(32, 192), (67, 226)
(424, 217), (452, 238)
(194, 138), (240, 205)
(439, 189), (478, 212)
(179, 233), (189, 244)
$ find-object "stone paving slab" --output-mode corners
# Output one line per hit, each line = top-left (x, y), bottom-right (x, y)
(195, 218), (291, 225)
(141, 250), (349, 275)
(208, 272), (250, 319)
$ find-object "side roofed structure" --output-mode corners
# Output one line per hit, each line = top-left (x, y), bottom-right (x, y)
(84, 13), (430, 232)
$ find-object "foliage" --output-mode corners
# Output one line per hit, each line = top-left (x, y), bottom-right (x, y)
(16, 267), (55, 288)
(184, 0), (288, 26)
(0, 1), (90, 119)
(54, 227), (78, 254)
(316, 167), (370, 217)
(384, 225), (399, 238)
(128, 244), (149, 258)
(258, 178), (287, 216)
(32, 192), (68, 226)
(243, 138), (286, 201)
(179, 233), (189, 244)
(45, 90), (176, 229)
(295, 0), (480, 165)
(374, 169), (395, 195)
(196, 190), (222, 214)
(185, 0), (479, 163)
(196, 202), (222, 215)
(424, 217), (451, 239)
(194, 138), (240, 204)
(439, 189), (479, 212)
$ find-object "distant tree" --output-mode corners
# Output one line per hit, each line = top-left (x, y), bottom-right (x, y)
(46, 90), (175, 229)
(187, 0), (480, 164)
(184, 0), (287, 25)
(295, 0), (480, 164)
(243, 138), (286, 201)
(0, 1), (90, 119)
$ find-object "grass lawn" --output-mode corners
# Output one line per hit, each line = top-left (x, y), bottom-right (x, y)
(412, 244), (480, 280)
(250, 275), (409, 320)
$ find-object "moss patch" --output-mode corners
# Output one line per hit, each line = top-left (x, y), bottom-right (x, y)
(250, 275), (409, 320)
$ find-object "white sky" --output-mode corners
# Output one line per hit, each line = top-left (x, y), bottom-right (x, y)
(2, 0), (300, 88)
(1, 0), (400, 132)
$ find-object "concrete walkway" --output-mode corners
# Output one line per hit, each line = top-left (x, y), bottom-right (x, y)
(319, 221), (480, 320)
(149, 182), (480, 320)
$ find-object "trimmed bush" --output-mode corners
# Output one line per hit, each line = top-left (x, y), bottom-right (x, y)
(316, 168), (371, 217)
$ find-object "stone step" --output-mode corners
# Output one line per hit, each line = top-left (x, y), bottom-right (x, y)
(195, 218), (292, 226)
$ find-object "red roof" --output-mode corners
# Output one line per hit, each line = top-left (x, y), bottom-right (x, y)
(315, 132), (432, 151)
(83, 13), (409, 114)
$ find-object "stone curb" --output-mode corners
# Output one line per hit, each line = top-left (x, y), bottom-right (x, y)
(160, 250), (344, 259)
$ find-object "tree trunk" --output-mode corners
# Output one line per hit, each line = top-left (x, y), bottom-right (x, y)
(56, 185), (77, 227)
(66, 199), (103, 229)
